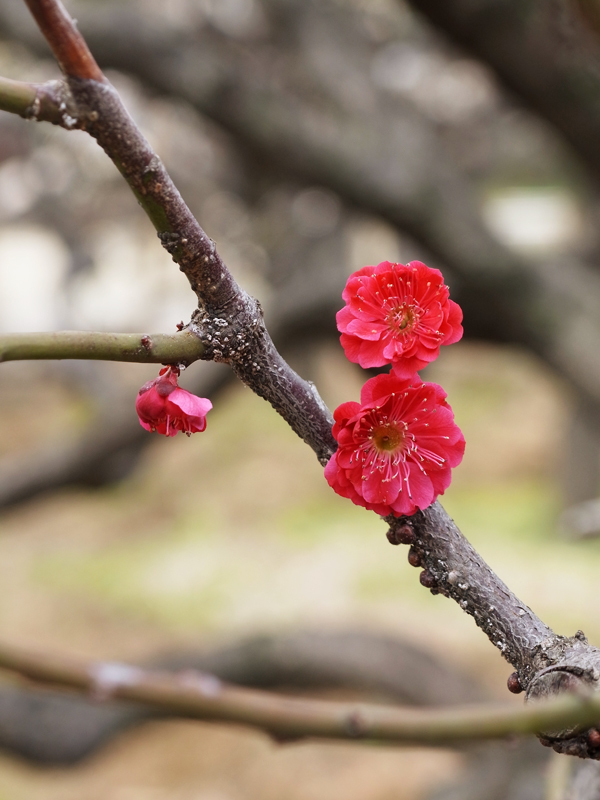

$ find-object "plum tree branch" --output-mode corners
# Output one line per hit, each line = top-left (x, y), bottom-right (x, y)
(0, 74), (80, 126)
(22, 0), (104, 81)
(0, 630), (487, 762)
(0, 75), (39, 114)
(0, 331), (205, 364)
(1, 639), (600, 746)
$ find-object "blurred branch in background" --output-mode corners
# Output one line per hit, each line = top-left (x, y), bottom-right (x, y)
(0, 630), (482, 763)
(404, 0), (600, 187)
(1, 630), (556, 799)
(4, 634), (600, 748)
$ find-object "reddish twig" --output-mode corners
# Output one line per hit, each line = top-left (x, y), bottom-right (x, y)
(23, 0), (104, 81)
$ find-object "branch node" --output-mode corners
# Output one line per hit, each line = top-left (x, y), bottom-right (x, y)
(25, 94), (41, 120)
(507, 672), (523, 694)
(344, 710), (368, 738)
(407, 547), (421, 567)
(178, 670), (222, 697)
(419, 569), (437, 589)
(89, 661), (144, 702)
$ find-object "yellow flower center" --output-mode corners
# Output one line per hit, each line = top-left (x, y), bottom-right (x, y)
(387, 304), (415, 333)
(372, 425), (403, 452)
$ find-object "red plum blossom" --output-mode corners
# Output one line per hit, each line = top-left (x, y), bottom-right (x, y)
(136, 366), (212, 437)
(337, 260), (463, 378)
(325, 373), (465, 517)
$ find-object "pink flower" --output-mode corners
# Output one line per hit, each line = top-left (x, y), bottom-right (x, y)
(136, 366), (212, 437)
(325, 373), (465, 517)
(337, 260), (463, 377)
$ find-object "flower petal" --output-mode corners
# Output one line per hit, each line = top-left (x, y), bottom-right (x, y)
(168, 388), (213, 418)
(136, 371), (212, 437)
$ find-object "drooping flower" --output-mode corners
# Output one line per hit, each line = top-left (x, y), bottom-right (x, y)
(337, 260), (463, 378)
(136, 366), (212, 437)
(325, 373), (465, 517)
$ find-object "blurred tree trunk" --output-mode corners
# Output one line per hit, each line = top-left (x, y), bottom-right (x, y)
(562, 395), (600, 505)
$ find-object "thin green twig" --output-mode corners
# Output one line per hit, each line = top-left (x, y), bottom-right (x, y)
(0, 331), (205, 364)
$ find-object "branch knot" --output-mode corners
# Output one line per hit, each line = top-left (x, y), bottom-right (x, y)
(189, 293), (264, 365)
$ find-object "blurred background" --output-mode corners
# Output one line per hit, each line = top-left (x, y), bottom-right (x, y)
(1, 0), (600, 797)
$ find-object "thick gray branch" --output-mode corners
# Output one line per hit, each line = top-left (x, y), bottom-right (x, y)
(389, 508), (600, 758)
